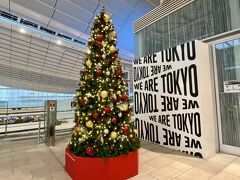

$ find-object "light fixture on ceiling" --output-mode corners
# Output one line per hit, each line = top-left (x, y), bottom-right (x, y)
(56, 40), (62, 45)
(19, 28), (26, 33)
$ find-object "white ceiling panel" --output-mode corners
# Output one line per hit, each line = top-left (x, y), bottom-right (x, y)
(28, 61), (44, 67)
(38, 0), (57, 7)
(68, 0), (99, 13)
(63, 54), (76, 60)
(48, 20), (83, 38)
(1, 0), (157, 59)
(0, 41), (10, 48)
(49, 46), (66, 53)
(0, 26), (11, 35)
(0, 0), (10, 7)
(0, 0), (151, 92)
(52, 10), (88, 32)
(0, 51), (10, 57)
(123, 0), (140, 8)
(56, 0), (92, 23)
(30, 44), (48, 52)
(127, 10), (143, 22)
(11, 59), (27, 67)
(148, 0), (160, 6)
(11, 45), (30, 53)
(28, 55), (43, 62)
(11, 38), (30, 46)
(11, 0), (54, 18)
(102, 0), (134, 19)
(31, 38), (50, 48)
(29, 53), (45, 60)
(135, 0), (155, 14)
(30, 49), (47, 56)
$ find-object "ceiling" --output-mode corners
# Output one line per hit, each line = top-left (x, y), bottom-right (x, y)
(0, 0), (159, 57)
(0, 0), (159, 94)
(0, 19), (133, 93)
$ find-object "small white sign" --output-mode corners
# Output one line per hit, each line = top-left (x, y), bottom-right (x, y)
(224, 80), (240, 93)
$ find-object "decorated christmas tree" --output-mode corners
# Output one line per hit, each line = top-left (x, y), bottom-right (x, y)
(69, 8), (140, 158)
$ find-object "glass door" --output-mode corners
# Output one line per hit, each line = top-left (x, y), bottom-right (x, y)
(214, 38), (240, 155)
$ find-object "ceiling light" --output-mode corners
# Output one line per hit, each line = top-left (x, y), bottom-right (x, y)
(19, 28), (26, 33)
(56, 40), (62, 45)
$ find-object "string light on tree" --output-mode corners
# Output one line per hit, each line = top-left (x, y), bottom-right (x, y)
(68, 7), (140, 158)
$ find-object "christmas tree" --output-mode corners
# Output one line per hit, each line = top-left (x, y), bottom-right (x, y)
(69, 8), (140, 158)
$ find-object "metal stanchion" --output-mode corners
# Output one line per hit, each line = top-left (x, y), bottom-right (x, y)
(5, 102), (8, 137)
(45, 100), (57, 146)
(38, 118), (41, 144)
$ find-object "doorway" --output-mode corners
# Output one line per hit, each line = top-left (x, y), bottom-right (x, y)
(214, 37), (240, 155)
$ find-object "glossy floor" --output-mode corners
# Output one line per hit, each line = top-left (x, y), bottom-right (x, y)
(0, 137), (240, 180)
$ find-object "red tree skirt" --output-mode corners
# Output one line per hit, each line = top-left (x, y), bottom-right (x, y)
(65, 147), (138, 180)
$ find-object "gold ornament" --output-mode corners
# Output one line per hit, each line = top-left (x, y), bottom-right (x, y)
(134, 129), (138, 135)
(110, 45), (116, 53)
(104, 129), (109, 134)
(110, 131), (117, 139)
(109, 31), (116, 39)
(106, 71), (110, 76)
(104, 14), (110, 22)
(75, 126), (81, 132)
(100, 90), (108, 99)
(76, 92), (80, 96)
(118, 112), (122, 117)
(117, 103), (129, 111)
(102, 41), (107, 47)
(86, 120), (93, 128)
(86, 93), (92, 97)
(86, 59), (92, 68)
(117, 91), (121, 95)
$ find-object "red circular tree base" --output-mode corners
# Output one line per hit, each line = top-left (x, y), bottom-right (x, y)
(65, 147), (139, 180)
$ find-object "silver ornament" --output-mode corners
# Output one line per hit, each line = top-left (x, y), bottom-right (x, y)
(106, 71), (110, 76)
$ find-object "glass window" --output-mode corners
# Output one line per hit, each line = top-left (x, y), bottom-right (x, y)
(135, 0), (240, 58)
(0, 85), (74, 108)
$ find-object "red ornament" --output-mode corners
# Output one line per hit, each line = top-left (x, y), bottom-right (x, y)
(109, 146), (114, 151)
(104, 106), (111, 113)
(97, 34), (104, 41)
(111, 117), (117, 123)
(96, 69), (102, 75)
(122, 126), (129, 134)
(96, 41), (101, 47)
(92, 112), (98, 119)
(114, 54), (118, 59)
(86, 147), (94, 155)
(115, 70), (123, 77)
(121, 94), (128, 101)
(102, 117), (107, 123)
(104, 59), (110, 65)
(79, 98), (85, 106)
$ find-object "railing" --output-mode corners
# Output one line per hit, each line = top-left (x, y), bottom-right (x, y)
(0, 106), (74, 142)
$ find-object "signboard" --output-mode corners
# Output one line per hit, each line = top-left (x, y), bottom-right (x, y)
(224, 80), (240, 93)
(133, 41), (217, 158)
(49, 102), (55, 111)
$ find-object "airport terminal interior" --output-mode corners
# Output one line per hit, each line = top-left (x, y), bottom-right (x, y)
(0, 0), (240, 179)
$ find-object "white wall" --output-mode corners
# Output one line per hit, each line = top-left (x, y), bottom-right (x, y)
(133, 40), (217, 158)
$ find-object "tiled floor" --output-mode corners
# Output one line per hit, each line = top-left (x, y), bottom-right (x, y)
(0, 137), (240, 180)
